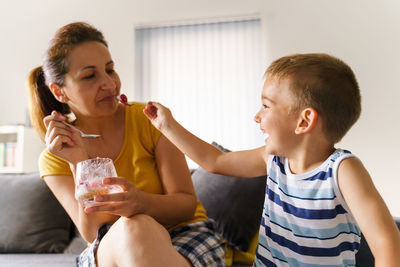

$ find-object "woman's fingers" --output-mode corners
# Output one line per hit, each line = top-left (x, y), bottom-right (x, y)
(42, 111), (88, 164)
(44, 116), (70, 141)
(83, 177), (140, 216)
(48, 135), (74, 152)
(47, 120), (73, 137)
(84, 200), (130, 216)
(94, 192), (127, 202)
(43, 110), (66, 128)
(102, 177), (132, 191)
(84, 203), (119, 214)
(45, 120), (74, 147)
(43, 114), (86, 161)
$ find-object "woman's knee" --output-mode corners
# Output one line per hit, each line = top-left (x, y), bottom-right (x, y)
(97, 215), (168, 266)
(125, 213), (157, 229)
(116, 214), (170, 243)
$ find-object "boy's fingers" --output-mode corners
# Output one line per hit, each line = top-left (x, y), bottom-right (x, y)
(143, 101), (159, 118)
(143, 104), (153, 117)
(150, 101), (162, 109)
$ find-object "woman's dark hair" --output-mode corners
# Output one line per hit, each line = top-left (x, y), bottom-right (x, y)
(27, 22), (108, 141)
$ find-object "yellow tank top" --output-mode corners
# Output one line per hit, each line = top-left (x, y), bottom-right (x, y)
(39, 103), (208, 229)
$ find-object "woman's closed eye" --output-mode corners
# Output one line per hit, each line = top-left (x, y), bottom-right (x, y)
(262, 104), (270, 109)
(83, 73), (95, 80)
(82, 69), (114, 80)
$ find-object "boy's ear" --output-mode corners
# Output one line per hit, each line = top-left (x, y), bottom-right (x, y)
(295, 108), (318, 134)
(49, 83), (69, 103)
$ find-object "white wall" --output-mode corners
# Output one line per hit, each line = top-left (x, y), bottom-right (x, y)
(260, 0), (400, 217)
(0, 0), (399, 216)
(0, 0), (262, 126)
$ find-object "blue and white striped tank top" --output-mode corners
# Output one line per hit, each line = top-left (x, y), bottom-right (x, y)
(255, 149), (361, 267)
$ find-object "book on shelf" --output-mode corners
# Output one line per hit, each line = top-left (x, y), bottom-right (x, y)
(0, 142), (17, 168)
(0, 143), (4, 168)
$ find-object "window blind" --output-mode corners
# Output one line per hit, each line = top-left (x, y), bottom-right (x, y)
(135, 18), (264, 166)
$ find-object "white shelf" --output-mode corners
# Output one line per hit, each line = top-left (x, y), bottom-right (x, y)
(0, 125), (44, 173)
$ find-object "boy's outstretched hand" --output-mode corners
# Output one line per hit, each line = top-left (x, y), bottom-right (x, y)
(143, 101), (173, 131)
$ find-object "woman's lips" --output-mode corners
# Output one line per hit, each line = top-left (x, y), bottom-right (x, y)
(99, 96), (115, 102)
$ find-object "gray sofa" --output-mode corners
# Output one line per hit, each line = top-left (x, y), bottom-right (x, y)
(0, 168), (258, 267)
(0, 168), (398, 267)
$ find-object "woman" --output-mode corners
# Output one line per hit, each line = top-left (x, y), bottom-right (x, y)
(27, 22), (225, 267)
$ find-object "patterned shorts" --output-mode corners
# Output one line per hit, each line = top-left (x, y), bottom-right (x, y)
(76, 218), (226, 267)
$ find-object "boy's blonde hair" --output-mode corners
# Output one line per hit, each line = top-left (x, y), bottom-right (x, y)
(265, 53), (361, 143)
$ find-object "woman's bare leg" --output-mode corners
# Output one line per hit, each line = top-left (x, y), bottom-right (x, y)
(96, 214), (191, 267)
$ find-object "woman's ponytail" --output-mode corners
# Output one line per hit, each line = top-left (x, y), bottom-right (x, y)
(26, 66), (70, 142)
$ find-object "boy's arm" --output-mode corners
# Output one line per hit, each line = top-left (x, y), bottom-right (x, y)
(338, 157), (400, 266)
(143, 102), (268, 177)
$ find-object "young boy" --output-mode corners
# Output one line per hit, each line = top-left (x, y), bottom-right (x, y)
(143, 53), (400, 266)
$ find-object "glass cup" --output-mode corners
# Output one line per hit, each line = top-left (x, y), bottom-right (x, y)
(74, 157), (122, 208)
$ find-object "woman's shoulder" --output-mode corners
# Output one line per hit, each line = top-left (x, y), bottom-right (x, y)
(39, 149), (69, 164)
(125, 102), (161, 139)
(128, 102), (146, 109)
(125, 102), (146, 119)
(126, 102), (148, 121)
(39, 149), (72, 178)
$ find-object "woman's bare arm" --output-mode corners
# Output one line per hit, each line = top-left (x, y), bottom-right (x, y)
(43, 174), (118, 242)
(85, 135), (197, 225)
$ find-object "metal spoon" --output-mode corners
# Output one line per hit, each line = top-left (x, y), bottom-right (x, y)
(64, 122), (101, 139)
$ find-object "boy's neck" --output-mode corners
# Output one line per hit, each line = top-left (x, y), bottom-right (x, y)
(287, 143), (335, 175)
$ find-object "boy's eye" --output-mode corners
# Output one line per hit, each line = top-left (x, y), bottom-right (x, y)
(262, 104), (269, 109)
(107, 69), (115, 74)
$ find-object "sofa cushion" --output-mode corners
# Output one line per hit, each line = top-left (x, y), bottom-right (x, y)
(191, 142), (266, 251)
(0, 254), (77, 267)
(0, 172), (72, 253)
